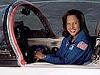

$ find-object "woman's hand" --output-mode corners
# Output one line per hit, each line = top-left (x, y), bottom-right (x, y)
(35, 51), (45, 60)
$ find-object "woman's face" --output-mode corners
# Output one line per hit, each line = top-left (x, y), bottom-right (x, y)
(66, 15), (80, 37)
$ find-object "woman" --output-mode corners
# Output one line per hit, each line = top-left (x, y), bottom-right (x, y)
(35, 9), (93, 65)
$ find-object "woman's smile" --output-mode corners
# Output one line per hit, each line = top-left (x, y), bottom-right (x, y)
(70, 29), (76, 33)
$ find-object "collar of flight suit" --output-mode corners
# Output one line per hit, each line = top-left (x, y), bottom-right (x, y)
(67, 30), (87, 44)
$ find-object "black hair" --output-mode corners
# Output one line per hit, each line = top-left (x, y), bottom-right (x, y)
(62, 9), (89, 37)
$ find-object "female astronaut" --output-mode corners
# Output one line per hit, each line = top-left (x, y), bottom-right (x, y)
(35, 9), (93, 65)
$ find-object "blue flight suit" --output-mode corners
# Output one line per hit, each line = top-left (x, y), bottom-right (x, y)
(44, 30), (92, 65)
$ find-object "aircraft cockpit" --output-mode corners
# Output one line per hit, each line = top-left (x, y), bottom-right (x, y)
(0, 0), (100, 68)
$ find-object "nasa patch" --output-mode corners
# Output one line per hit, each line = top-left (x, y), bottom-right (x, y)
(69, 44), (75, 50)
